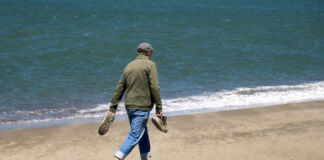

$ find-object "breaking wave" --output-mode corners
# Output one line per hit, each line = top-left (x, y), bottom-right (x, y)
(1, 81), (324, 125)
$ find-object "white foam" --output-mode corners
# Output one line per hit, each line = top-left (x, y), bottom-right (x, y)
(77, 102), (127, 117)
(79, 81), (324, 116)
(2, 81), (324, 126)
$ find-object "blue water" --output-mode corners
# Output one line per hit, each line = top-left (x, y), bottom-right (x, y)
(0, 0), (324, 125)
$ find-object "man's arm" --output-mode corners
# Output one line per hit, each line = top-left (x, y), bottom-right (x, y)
(109, 73), (126, 113)
(148, 63), (162, 114)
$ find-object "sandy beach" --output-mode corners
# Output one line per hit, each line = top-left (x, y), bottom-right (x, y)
(1, 101), (324, 160)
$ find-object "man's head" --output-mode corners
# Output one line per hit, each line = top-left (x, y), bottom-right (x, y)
(137, 42), (154, 59)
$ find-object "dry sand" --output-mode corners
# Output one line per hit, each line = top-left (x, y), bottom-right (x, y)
(0, 101), (324, 160)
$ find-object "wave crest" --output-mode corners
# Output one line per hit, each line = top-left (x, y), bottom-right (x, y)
(1, 81), (324, 125)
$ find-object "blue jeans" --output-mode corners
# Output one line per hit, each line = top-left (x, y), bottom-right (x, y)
(114, 109), (151, 160)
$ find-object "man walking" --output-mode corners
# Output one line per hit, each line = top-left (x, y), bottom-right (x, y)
(99, 42), (163, 160)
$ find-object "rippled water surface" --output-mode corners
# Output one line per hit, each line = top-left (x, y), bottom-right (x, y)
(0, 0), (323, 124)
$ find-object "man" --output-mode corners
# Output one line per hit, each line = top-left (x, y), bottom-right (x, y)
(100, 42), (163, 160)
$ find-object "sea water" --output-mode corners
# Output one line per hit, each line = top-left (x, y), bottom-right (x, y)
(0, 0), (323, 127)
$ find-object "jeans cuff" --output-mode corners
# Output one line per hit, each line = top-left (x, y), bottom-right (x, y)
(140, 152), (152, 160)
(115, 150), (127, 160)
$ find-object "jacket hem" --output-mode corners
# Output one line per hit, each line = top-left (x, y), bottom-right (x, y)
(125, 105), (153, 111)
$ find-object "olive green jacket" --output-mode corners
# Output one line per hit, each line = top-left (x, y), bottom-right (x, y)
(109, 54), (162, 113)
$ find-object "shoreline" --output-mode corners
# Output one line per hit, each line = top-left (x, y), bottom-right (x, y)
(1, 99), (324, 131)
(2, 80), (324, 130)
(1, 100), (324, 160)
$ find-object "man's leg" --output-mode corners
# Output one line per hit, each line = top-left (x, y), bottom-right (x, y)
(114, 110), (150, 160)
(138, 127), (151, 160)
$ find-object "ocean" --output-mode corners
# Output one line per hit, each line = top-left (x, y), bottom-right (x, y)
(0, 0), (324, 128)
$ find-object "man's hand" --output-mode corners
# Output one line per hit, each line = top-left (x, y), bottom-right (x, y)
(107, 110), (115, 116)
(156, 111), (163, 118)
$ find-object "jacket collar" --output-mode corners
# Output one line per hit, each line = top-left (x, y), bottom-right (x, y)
(136, 54), (149, 60)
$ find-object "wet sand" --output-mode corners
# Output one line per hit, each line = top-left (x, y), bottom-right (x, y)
(1, 101), (324, 160)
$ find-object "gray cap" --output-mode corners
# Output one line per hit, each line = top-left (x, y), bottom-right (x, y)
(137, 42), (154, 52)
